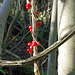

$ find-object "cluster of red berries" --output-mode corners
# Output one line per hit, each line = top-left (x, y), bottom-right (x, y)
(25, 3), (31, 10)
(25, 0), (31, 10)
(36, 21), (42, 28)
(36, 12), (39, 15)
(29, 25), (33, 32)
(29, 22), (42, 33)
(27, 41), (40, 54)
(26, 0), (42, 54)
(25, 3), (39, 15)
(25, 1), (39, 16)
(28, 0), (30, 1)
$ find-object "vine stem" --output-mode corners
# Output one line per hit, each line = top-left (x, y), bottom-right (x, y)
(31, 0), (40, 75)
(0, 26), (74, 66)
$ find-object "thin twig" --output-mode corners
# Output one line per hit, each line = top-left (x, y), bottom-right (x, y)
(32, 34), (45, 50)
(9, 25), (29, 44)
(10, 31), (30, 51)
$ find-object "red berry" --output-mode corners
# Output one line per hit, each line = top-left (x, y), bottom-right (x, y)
(27, 49), (30, 51)
(32, 41), (34, 43)
(26, 7), (30, 10)
(27, 49), (32, 54)
(26, 3), (31, 8)
(32, 42), (37, 46)
(30, 46), (33, 49)
(28, 3), (31, 7)
(37, 42), (40, 46)
(30, 48), (33, 50)
(36, 12), (39, 15)
(28, 42), (32, 46)
(28, 0), (30, 1)
(30, 29), (33, 32)
(29, 25), (32, 29)
(29, 50), (32, 54)
(37, 22), (42, 26)
(25, 3), (31, 10)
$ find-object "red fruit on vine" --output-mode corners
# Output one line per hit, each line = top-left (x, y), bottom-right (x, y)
(32, 42), (37, 46)
(32, 41), (34, 43)
(26, 7), (30, 10)
(26, 3), (31, 8)
(28, 0), (30, 1)
(36, 12), (39, 15)
(29, 50), (32, 54)
(29, 25), (32, 29)
(28, 42), (32, 46)
(30, 45), (33, 49)
(30, 29), (33, 33)
(37, 42), (40, 46)
(27, 49), (30, 51)
(37, 22), (42, 26)
(25, 3), (31, 10)
(30, 29), (33, 32)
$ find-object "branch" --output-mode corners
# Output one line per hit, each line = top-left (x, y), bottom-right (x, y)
(0, 26), (75, 66)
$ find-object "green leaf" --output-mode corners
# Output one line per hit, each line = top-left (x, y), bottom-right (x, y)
(0, 69), (6, 75)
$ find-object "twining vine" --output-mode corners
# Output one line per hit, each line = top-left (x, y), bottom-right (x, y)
(0, 26), (75, 66)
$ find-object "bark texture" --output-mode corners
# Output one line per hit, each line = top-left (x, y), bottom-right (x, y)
(47, 0), (57, 75)
(0, 0), (14, 59)
(58, 0), (75, 75)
